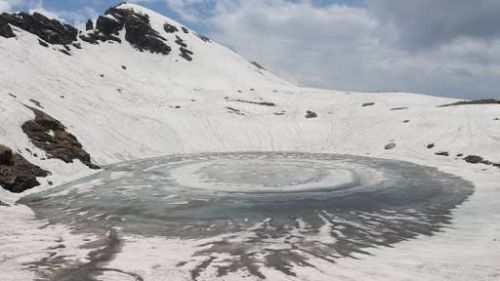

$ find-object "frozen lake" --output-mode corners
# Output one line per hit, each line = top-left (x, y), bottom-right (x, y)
(20, 152), (474, 279)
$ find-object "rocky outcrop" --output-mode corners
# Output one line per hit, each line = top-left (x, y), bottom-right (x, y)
(96, 15), (123, 35)
(0, 144), (49, 193)
(21, 107), (99, 169)
(93, 7), (171, 55)
(0, 16), (15, 38)
(0, 12), (78, 44)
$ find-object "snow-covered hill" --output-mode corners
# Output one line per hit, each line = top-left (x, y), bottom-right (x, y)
(1, 3), (499, 281)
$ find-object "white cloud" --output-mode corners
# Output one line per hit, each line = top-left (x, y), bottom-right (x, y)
(192, 0), (500, 98)
(0, 0), (18, 12)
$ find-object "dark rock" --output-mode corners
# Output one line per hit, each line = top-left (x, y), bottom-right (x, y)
(79, 32), (121, 44)
(251, 61), (265, 70)
(435, 151), (449, 156)
(0, 12), (78, 44)
(494, 118), (500, 121)
(0, 147), (49, 193)
(59, 49), (71, 56)
(227, 107), (245, 116)
(86, 19), (93, 31)
(181, 26), (189, 33)
(403, 120), (410, 123)
(464, 155), (484, 164)
(457, 153), (463, 157)
(391, 107), (408, 111)
(362, 102), (375, 107)
(96, 15), (123, 35)
(229, 98), (276, 107)
(164, 22), (178, 33)
(101, 7), (171, 55)
(0, 16), (16, 38)
(175, 35), (187, 47)
(21, 107), (99, 169)
(29, 99), (42, 108)
(195, 33), (210, 42)
(385, 143), (396, 150)
(0, 145), (13, 165)
(439, 99), (500, 107)
(427, 143), (435, 149)
(8, 93), (17, 98)
(179, 47), (193, 61)
(121, 65), (127, 70)
(72, 42), (82, 49)
(38, 39), (49, 47)
(305, 111), (318, 119)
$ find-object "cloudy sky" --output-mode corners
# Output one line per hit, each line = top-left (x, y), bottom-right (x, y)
(2, 0), (500, 98)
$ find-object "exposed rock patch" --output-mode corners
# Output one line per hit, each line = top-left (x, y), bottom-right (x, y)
(464, 155), (484, 164)
(0, 145), (13, 165)
(227, 107), (245, 116)
(38, 39), (49, 47)
(385, 143), (396, 150)
(362, 102), (375, 107)
(85, 19), (93, 30)
(464, 155), (500, 168)
(439, 99), (500, 107)
(305, 111), (318, 119)
(251, 61), (265, 70)
(179, 47), (193, 61)
(435, 151), (449, 156)
(0, 144), (49, 193)
(0, 12), (78, 44)
(164, 22), (178, 33)
(175, 35), (187, 47)
(229, 99), (276, 107)
(21, 107), (99, 169)
(391, 107), (408, 111)
(103, 7), (171, 55)
(195, 33), (210, 43)
(0, 17), (15, 38)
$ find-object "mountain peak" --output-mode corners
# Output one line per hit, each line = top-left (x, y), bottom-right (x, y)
(0, 3), (289, 89)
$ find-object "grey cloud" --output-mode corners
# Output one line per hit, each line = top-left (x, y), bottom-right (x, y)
(206, 0), (500, 98)
(369, 0), (500, 50)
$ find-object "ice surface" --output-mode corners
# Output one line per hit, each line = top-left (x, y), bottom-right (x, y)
(19, 152), (473, 279)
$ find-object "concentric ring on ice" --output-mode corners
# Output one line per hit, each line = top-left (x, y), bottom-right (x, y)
(169, 159), (368, 193)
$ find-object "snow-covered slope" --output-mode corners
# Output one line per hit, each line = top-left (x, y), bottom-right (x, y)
(0, 3), (500, 281)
